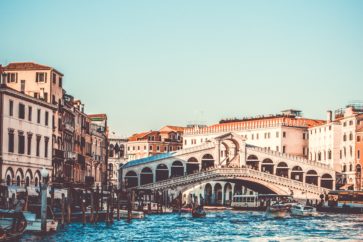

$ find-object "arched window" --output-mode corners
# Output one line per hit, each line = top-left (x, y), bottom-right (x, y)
(328, 150), (332, 160)
(343, 134), (347, 141)
(343, 164), (347, 172)
(350, 146), (353, 157)
(349, 132), (353, 141)
(350, 163), (353, 172)
(318, 152), (321, 161)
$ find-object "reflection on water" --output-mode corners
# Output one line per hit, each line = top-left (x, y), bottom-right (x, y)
(21, 210), (363, 241)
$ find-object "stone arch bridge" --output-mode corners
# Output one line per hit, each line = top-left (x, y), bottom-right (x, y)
(121, 133), (335, 199)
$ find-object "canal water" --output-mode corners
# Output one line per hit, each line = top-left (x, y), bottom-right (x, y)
(21, 210), (363, 241)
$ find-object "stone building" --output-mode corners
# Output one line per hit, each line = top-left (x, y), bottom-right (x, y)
(108, 132), (127, 188)
(0, 84), (56, 187)
(183, 110), (323, 158)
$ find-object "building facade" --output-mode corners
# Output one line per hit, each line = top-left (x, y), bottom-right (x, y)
(108, 132), (127, 188)
(184, 110), (323, 158)
(0, 85), (56, 187)
(126, 126), (184, 160)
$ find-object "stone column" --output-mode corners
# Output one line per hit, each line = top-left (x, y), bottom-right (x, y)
(287, 168), (291, 179)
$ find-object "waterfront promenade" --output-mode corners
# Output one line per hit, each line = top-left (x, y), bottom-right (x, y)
(22, 210), (363, 241)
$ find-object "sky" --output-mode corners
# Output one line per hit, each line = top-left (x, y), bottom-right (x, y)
(1, 0), (362, 137)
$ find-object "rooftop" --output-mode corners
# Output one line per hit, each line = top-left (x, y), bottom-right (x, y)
(4, 62), (64, 76)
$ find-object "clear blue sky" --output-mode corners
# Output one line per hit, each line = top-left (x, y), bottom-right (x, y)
(1, 0), (362, 136)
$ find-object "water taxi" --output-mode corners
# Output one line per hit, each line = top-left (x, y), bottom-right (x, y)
(231, 194), (294, 211)
(290, 204), (318, 216)
(265, 202), (289, 218)
(0, 209), (27, 241)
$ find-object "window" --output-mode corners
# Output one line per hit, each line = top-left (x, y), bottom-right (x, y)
(37, 109), (41, 124)
(18, 103), (25, 119)
(21, 80), (25, 93)
(149, 145), (152, 150)
(329, 125), (332, 131)
(328, 150), (332, 160)
(28, 106), (32, 121)
(276, 146), (279, 152)
(318, 152), (321, 161)
(36, 135), (41, 156)
(9, 100), (13, 116)
(36, 72), (47, 82)
(276, 132), (279, 138)
(52, 73), (57, 84)
(282, 132), (286, 138)
(8, 129), (14, 153)
(59, 77), (62, 87)
(27, 133), (32, 155)
(44, 137), (49, 158)
(256, 134), (259, 140)
(18, 131), (25, 154)
(6, 73), (17, 83)
(358, 136), (361, 142)
(343, 134), (347, 141)
(349, 120), (353, 126)
(282, 146), (286, 153)
(343, 122), (347, 127)
(303, 133), (306, 140)
(45, 111), (49, 126)
(157, 146), (160, 151)
(349, 133), (353, 141)
(350, 146), (353, 157)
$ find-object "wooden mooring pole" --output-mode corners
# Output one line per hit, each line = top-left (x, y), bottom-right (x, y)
(61, 193), (65, 227)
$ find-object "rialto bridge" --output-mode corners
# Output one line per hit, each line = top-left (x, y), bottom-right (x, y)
(121, 133), (336, 200)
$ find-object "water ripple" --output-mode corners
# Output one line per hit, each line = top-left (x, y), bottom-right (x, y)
(21, 211), (363, 241)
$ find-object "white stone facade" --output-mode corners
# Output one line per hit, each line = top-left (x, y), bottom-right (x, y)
(0, 86), (56, 187)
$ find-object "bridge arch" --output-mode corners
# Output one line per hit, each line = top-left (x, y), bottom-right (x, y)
(171, 161), (184, 177)
(186, 157), (199, 175)
(246, 154), (259, 170)
(155, 164), (169, 182)
(306, 170), (318, 186)
(291, 166), (303, 182)
(214, 183), (223, 205)
(224, 182), (233, 205)
(321, 173), (333, 189)
(204, 183), (212, 205)
(261, 158), (274, 174)
(201, 154), (215, 171)
(140, 167), (153, 185)
(276, 162), (288, 177)
(125, 171), (138, 188)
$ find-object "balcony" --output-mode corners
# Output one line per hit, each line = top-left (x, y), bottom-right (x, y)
(64, 123), (75, 133)
(53, 149), (64, 159)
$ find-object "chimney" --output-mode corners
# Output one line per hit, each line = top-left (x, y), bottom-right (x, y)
(327, 110), (332, 123)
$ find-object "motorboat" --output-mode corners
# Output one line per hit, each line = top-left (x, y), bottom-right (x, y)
(290, 204), (318, 217)
(23, 205), (58, 232)
(0, 209), (27, 241)
(192, 206), (206, 218)
(265, 202), (289, 218)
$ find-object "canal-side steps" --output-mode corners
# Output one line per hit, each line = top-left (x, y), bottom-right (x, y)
(137, 167), (330, 197)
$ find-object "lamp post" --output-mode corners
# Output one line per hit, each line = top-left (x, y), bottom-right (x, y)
(40, 167), (49, 233)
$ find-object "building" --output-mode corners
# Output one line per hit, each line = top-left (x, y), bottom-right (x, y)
(108, 132), (127, 188)
(183, 110), (324, 158)
(0, 84), (56, 187)
(126, 125), (185, 160)
(89, 114), (108, 187)
(308, 111), (342, 170)
(356, 126), (363, 190)
(309, 104), (363, 189)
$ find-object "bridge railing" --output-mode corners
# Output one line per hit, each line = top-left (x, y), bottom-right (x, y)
(247, 146), (333, 170)
(137, 167), (330, 195)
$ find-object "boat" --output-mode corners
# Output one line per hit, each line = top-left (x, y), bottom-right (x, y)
(0, 209), (27, 241)
(290, 204), (318, 216)
(23, 205), (58, 232)
(265, 202), (289, 218)
(192, 205), (206, 218)
(317, 190), (363, 214)
(231, 194), (294, 211)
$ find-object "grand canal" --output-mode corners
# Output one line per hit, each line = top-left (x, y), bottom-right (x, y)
(21, 210), (363, 241)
